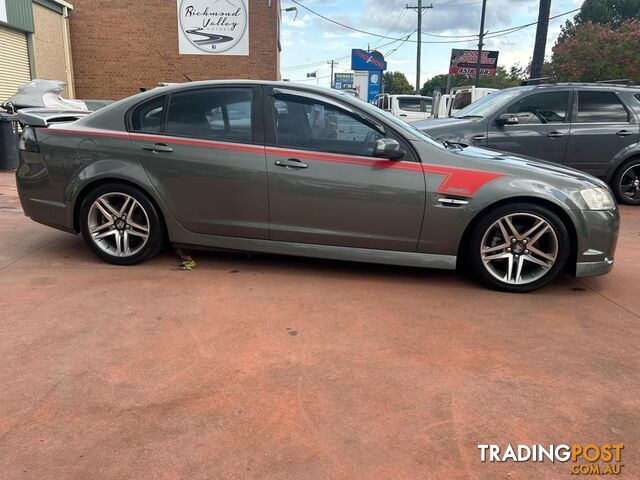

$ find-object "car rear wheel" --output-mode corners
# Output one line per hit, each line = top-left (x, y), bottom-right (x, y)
(469, 203), (570, 292)
(79, 183), (164, 265)
(612, 158), (640, 205)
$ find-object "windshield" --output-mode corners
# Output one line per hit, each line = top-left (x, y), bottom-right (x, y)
(356, 99), (446, 149)
(453, 88), (527, 118)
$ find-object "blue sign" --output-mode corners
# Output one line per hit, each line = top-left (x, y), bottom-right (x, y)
(351, 49), (387, 71)
(367, 71), (381, 104)
(333, 73), (354, 90)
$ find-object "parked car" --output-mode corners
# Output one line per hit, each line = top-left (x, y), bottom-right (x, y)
(414, 82), (640, 205)
(16, 81), (618, 291)
(375, 94), (433, 122)
(449, 86), (498, 116)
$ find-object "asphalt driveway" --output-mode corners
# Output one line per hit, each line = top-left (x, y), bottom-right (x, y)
(0, 171), (638, 479)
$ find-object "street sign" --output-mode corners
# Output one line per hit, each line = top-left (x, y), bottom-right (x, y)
(449, 49), (499, 77)
(351, 49), (387, 71)
(333, 73), (354, 90)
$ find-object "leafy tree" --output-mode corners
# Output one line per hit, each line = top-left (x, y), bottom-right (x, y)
(419, 65), (526, 96)
(383, 71), (414, 95)
(558, 0), (640, 42)
(550, 19), (640, 82)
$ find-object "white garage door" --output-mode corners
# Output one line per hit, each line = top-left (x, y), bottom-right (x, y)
(0, 25), (31, 103)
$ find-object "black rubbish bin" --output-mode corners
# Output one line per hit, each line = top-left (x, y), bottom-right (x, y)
(0, 113), (20, 170)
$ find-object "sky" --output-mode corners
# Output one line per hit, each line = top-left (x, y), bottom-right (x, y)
(279, 0), (584, 88)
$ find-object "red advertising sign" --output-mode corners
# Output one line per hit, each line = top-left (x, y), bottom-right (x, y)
(449, 49), (499, 77)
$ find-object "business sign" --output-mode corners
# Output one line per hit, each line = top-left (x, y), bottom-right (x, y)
(353, 71), (369, 102)
(351, 49), (387, 71)
(449, 49), (499, 76)
(333, 73), (354, 90)
(177, 0), (249, 56)
(367, 71), (381, 104)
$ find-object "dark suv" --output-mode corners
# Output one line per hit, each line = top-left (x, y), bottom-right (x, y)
(414, 83), (640, 205)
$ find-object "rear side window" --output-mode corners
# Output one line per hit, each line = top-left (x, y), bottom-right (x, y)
(577, 91), (629, 123)
(166, 88), (253, 142)
(504, 91), (569, 124)
(130, 95), (166, 133)
(452, 91), (472, 110)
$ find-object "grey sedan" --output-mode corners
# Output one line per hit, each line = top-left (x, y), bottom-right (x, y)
(16, 81), (619, 292)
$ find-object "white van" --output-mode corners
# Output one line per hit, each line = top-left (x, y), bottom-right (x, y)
(375, 94), (433, 122)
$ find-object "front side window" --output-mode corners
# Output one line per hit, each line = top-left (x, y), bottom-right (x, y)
(504, 91), (569, 124)
(166, 88), (253, 142)
(272, 96), (384, 156)
(576, 91), (629, 123)
(130, 95), (166, 133)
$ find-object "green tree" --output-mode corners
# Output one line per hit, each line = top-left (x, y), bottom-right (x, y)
(419, 65), (526, 96)
(550, 19), (640, 82)
(558, 0), (640, 42)
(383, 71), (414, 95)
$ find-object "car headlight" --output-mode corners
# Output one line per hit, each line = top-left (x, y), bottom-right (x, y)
(580, 188), (615, 210)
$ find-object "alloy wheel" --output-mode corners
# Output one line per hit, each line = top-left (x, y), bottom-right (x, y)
(87, 192), (150, 257)
(619, 164), (640, 202)
(480, 213), (559, 285)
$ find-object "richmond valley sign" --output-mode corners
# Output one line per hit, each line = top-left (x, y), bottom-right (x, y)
(177, 0), (249, 56)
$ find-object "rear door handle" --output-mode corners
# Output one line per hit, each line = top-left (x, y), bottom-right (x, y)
(472, 134), (487, 142)
(547, 131), (564, 138)
(399, 114), (408, 117)
(616, 130), (633, 137)
(142, 143), (174, 153)
(275, 158), (308, 169)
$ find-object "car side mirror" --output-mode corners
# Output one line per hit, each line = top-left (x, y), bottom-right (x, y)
(496, 113), (519, 126)
(373, 138), (404, 160)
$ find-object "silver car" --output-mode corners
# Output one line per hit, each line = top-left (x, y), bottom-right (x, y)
(16, 81), (619, 292)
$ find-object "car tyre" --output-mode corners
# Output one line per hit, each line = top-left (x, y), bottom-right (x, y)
(611, 158), (640, 205)
(469, 203), (570, 292)
(79, 183), (164, 265)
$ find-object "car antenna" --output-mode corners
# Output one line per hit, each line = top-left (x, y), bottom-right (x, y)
(154, 50), (192, 82)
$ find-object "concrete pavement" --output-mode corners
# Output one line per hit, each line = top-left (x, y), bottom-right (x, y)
(0, 171), (638, 479)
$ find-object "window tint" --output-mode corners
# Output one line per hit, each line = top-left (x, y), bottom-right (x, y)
(577, 91), (629, 123)
(504, 91), (569, 124)
(167, 88), (253, 142)
(131, 95), (165, 133)
(398, 97), (422, 112)
(272, 96), (384, 156)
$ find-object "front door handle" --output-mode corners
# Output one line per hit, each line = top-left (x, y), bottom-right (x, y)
(472, 134), (487, 142)
(547, 131), (564, 138)
(142, 143), (174, 153)
(399, 114), (408, 117)
(616, 130), (633, 137)
(275, 158), (308, 169)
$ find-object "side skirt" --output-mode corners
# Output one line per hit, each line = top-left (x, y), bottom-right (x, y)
(172, 234), (457, 270)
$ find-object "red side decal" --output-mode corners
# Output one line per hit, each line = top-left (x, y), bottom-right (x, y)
(422, 165), (503, 196)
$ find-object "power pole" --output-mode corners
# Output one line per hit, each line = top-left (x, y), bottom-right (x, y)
(474, 0), (487, 87)
(328, 60), (338, 88)
(406, 1), (433, 95)
(530, 0), (551, 79)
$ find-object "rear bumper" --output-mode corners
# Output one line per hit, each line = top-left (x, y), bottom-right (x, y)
(575, 258), (614, 278)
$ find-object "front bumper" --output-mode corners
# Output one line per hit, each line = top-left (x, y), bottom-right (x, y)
(575, 258), (614, 277)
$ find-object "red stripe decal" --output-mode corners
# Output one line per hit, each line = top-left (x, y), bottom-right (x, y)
(47, 128), (503, 196)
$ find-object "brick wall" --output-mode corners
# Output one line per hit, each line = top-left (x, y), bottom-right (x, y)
(69, 0), (281, 100)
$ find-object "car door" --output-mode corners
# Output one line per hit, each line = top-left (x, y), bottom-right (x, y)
(130, 86), (269, 238)
(263, 87), (426, 251)
(564, 89), (639, 177)
(486, 90), (572, 164)
(396, 97), (430, 122)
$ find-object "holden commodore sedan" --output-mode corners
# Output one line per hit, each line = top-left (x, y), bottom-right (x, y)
(16, 81), (619, 292)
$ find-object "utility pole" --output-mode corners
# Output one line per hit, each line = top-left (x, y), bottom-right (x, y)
(530, 0), (551, 79)
(406, 1), (433, 95)
(474, 0), (487, 87)
(328, 60), (338, 88)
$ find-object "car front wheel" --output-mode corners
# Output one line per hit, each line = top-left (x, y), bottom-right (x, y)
(79, 183), (164, 265)
(469, 203), (570, 292)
